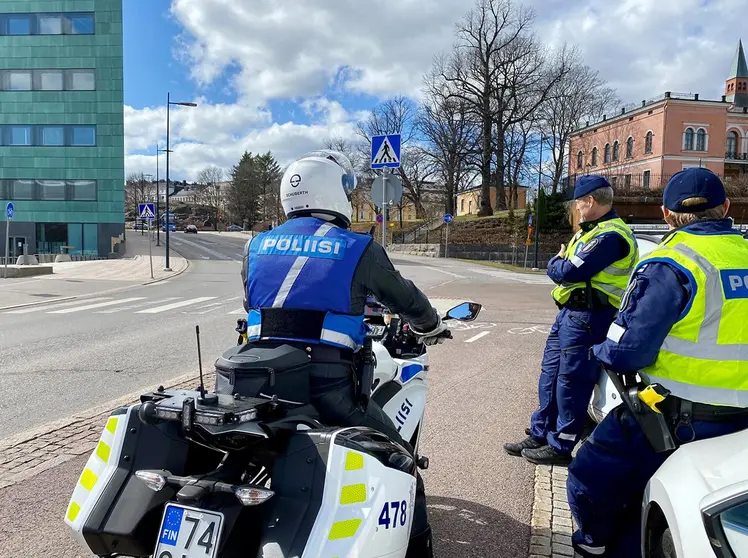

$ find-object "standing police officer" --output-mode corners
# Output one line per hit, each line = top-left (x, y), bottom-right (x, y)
(240, 149), (448, 554)
(567, 168), (748, 557)
(504, 175), (638, 466)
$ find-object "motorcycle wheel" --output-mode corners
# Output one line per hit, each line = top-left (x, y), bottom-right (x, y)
(652, 527), (676, 558)
(405, 473), (433, 558)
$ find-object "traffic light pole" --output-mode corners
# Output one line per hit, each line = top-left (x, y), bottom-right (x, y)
(165, 93), (172, 271)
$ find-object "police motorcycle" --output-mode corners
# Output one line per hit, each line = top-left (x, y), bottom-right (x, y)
(585, 234), (748, 558)
(64, 298), (482, 558)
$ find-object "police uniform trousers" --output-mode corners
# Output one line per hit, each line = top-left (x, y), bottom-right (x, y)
(529, 306), (616, 454)
(567, 405), (748, 557)
(308, 362), (431, 544)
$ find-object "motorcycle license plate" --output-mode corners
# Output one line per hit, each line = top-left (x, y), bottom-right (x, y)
(153, 503), (224, 558)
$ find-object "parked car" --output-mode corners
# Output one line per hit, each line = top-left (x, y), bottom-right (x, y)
(184, 224), (198, 234)
(226, 225), (243, 232)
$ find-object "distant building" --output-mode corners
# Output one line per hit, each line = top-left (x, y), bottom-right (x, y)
(352, 180), (445, 223)
(0, 2), (124, 257)
(455, 185), (528, 216)
(568, 40), (748, 190)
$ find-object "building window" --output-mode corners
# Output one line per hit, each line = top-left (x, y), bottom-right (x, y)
(591, 147), (598, 166)
(68, 13), (95, 34)
(626, 137), (634, 158)
(684, 127), (695, 151)
(6, 14), (31, 35)
(610, 176), (618, 188)
(613, 141), (619, 162)
(38, 180), (66, 201)
(0, 69), (95, 91)
(604, 143), (611, 164)
(577, 151), (583, 169)
(70, 126), (96, 146)
(0, 125), (96, 147)
(460, 199), (465, 211)
(643, 170), (651, 190)
(41, 126), (65, 146)
(0, 179), (97, 201)
(38, 14), (63, 34)
(645, 131), (653, 154)
(625, 174), (632, 188)
(10, 180), (34, 200)
(727, 131), (739, 158)
(0, 12), (95, 36)
(696, 128), (707, 151)
(7, 70), (31, 91)
(68, 69), (95, 91)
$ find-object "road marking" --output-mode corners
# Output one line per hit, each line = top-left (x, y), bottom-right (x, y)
(424, 267), (466, 279)
(135, 296), (217, 314)
(94, 297), (181, 313)
(508, 325), (551, 335)
(465, 331), (490, 343)
(194, 296), (240, 309)
(174, 236), (235, 260)
(5, 297), (113, 314)
(229, 307), (246, 315)
(48, 297), (146, 314)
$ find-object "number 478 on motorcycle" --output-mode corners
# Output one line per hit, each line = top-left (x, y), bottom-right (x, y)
(379, 500), (408, 529)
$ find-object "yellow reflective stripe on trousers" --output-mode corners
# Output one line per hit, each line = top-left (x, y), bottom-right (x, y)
(660, 243), (748, 360)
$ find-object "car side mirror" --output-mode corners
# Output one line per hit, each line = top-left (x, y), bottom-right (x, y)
(701, 479), (748, 557)
(445, 302), (482, 322)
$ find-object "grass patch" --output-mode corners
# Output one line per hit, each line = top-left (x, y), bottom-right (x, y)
(455, 258), (546, 274)
(454, 210), (519, 222)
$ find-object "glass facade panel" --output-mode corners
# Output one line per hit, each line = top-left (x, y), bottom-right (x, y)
(9, 126), (31, 146)
(68, 223), (83, 255)
(70, 180), (97, 201)
(7, 15), (30, 35)
(70, 126), (96, 146)
(41, 126), (65, 146)
(69, 69), (95, 91)
(83, 223), (98, 255)
(39, 180), (66, 200)
(11, 180), (34, 200)
(38, 14), (63, 34)
(8, 70), (31, 90)
(68, 14), (94, 34)
(39, 70), (63, 90)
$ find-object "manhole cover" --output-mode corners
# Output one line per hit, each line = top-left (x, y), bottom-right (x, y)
(31, 293), (61, 298)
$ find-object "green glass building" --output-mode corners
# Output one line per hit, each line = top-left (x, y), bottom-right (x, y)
(0, 0), (124, 259)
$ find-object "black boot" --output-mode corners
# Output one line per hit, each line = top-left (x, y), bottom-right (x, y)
(521, 444), (572, 466)
(503, 436), (547, 457)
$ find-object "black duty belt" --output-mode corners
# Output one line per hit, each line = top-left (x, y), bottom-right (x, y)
(557, 289), (614, 311)
(661, 396), (748, 422)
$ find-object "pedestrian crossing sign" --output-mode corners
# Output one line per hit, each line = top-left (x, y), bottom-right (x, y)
(138, 202), (156, 220)
(371, 134), (401, 169)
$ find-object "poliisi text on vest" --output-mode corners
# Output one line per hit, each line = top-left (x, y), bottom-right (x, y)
(258, 234), (346, 260)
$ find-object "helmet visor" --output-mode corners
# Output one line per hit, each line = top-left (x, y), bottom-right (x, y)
(301, 149), (357, 194)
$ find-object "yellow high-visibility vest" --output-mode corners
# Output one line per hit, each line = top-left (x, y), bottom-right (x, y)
(638, 229), (748, 407)
(551, 217), (638, 309)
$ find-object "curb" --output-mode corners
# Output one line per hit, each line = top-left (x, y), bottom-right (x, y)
(0, 255), (190, 312)
(529, 465), (581, 558)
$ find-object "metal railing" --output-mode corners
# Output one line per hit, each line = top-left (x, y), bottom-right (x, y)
(725, 152), (748, 161)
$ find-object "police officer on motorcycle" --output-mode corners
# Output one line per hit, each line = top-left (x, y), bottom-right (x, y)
(504, 175), (638, 466)
(240, 149), (447, 553)
(567, 167), (748, 557)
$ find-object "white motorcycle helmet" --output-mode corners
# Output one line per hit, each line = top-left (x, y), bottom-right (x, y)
(280, 149), (357, 227)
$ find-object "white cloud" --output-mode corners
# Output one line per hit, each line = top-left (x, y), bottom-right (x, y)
(125, 0), (748, 180)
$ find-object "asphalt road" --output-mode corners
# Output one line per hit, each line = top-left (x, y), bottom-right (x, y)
(0, 234), (557, 557)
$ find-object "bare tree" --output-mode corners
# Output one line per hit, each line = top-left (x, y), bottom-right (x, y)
(125, 172), (150, 219)
(419, 69), (479, 215)
(195, 165), (224, 230)
(538, 45), (619, 193)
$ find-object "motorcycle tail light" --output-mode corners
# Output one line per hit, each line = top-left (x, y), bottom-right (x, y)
(135, 470), (167, 492)
(234, 486), (274, 506)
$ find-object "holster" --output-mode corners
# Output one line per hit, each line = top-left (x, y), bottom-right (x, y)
(355, 336), (375, 412)
(604, 368), (678, 453)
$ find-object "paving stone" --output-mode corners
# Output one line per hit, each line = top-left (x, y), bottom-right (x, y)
(552, 542), (574, 556)
(553, 533), (573, 546)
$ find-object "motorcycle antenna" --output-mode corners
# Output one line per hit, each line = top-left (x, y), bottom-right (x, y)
(195, 325), (217, 405)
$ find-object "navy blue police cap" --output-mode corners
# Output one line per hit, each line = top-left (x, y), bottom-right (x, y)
(573, 175), (611, 200)
(663, 168), (726, 212)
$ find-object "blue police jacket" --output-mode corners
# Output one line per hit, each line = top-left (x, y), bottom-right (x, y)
(594, 218), (739, 373)
(245, 216), (373, 350)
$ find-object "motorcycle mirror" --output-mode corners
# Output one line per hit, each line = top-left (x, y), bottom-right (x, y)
(445, 302), (482, 322)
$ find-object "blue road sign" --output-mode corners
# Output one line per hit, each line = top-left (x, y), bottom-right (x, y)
(443, 213), (453, 224)
(371, 134), (401, 169)
(138, 202), (156, 220)
(528, 214), (533, 226)
(376, 214), (384, 223)
(5, 202), (14, 220)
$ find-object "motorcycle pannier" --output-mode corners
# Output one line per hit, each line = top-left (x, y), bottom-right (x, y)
(214, 343), (312, 404)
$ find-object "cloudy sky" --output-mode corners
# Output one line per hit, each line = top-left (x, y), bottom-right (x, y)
(123, 0), (747, 181)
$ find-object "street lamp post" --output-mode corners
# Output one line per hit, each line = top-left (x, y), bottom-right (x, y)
(165, 92), (197, 270)
(155, 145), (168, 246)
